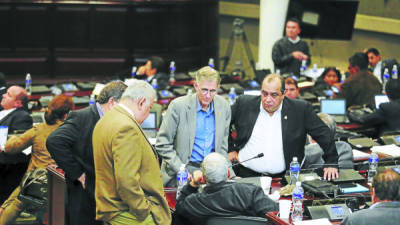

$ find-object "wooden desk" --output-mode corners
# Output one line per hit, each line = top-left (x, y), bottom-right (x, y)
(47, 165), (66, 225)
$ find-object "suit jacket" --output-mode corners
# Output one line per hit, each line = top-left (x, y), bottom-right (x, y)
(337, 70), (382, 108)
(361, 99), (400, 136)
(46, 104), (102, 225)
(341, 201), (400, 225)
(155, 94), (231, 185)
(0, 107), (32, 134)
(229, 95), (338, 170)
(92, 105), (171, 225)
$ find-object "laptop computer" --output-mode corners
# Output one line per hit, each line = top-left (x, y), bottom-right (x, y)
(141, 112), (157, 138)
(374, 94), (389, 109)
(320, 99), (348, 123)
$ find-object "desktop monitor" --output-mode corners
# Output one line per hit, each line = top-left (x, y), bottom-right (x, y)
(320, 99), (346, 115)
(141, 112), (157, 129)
(375, 94), (389, 109)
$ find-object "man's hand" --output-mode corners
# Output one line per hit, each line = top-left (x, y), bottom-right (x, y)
(323, 167), (339, 181)
(189, 170), (205, 188)
(228, 151), (239, 162)
(292, 51), (308, 61)
(77, 173), (86, 189)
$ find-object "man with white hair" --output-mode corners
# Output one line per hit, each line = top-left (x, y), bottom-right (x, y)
(156, 66), (233, 186)
(92, 80), (171, 225)
(175, 152), (278, 224)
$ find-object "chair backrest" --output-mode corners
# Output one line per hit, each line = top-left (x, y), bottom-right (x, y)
(205, 216), (268, 225)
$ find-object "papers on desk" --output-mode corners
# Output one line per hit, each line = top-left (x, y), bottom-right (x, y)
(352, 149), (370, 160)
(371, 144), (400, 157)
(340, 183), (369, 194)
(304, 68), (325, 80)
(148, 138), (156, 145)
(22, 146), (32, 155)
(293, 218), (332, 225)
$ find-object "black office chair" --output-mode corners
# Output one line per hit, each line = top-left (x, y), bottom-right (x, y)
(204, 216), (268, 225)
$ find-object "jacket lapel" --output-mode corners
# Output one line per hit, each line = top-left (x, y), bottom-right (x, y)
(281, 98), (288, 155)
(187, 94), (197, 154)
(0, 108), (17, 124)
(213, 97), (220, 151)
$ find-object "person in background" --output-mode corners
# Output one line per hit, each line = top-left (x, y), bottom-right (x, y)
(341, 169), (400, 225)
(136, 56), (169, 89)
(336, 52), (382, 109)
(0, 94), (73, 225)
(46, 81), (127, 225)
(175, 152), (278, 225)
(358, 78), (400, 137)
(92, 80), (171, 225)
(313, 67), (341, 97)
(283, 77), (300, 99)
(272, 18), (311, 76)
(156, 66), (233, 187)
(229, 74), (338, 180)
(366, 48), (398, 83)
(0, 86), (33, 205)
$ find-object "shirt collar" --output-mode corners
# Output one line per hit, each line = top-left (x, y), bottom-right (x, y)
(95, 102), (104, 118)
(118, 103), (135, 118)
(287, 36), (300, 44)
(196, 97), (214, 114)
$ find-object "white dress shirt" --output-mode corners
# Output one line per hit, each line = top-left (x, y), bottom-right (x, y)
(373, 60), (382, 83)
(238, 103), (286, 174)
(0, 108), (16, 121)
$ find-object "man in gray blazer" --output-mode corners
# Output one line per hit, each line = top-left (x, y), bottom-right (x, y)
(156, 66), (232, 186)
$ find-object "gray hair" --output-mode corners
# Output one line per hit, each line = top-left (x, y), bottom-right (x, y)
(121, 79), (155, 106)
(195, 66), (221, 84)
(317, 113), (336, 134)
(97, 81), (127, 104)
(201, 153), (229, 184)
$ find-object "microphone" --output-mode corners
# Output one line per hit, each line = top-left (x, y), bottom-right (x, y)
(230, 153), (264, 168)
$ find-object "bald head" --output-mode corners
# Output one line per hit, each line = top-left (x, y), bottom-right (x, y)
(373, 169), (400, 202)
(1, 86), (28, 110)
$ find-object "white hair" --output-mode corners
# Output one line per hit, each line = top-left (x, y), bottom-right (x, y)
(201, 153), (229, 184)
(121, 79), (155, 106)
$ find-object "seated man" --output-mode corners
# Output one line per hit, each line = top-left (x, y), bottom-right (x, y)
(359, 78), (400, 137)
(341, 169), (400, 225)
(175, 152), (278, 225)
(283, 77), (299, 99)
(136, 55), (169, 89)
(304, 113), (353, 169)
(0, 85), (33, 204)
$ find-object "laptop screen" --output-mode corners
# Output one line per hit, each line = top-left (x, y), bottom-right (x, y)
(141, 112), (157, 129)
(320, 99), (346, 115)
(375, 94), (389, 109)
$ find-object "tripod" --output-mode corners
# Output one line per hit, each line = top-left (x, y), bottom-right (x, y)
(221, 18), (257, 78)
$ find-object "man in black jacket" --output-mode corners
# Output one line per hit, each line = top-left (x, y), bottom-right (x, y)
(46, 81), (127, 225)
(272, 18), (310, 76)
(136, 55), (169, 90)
(229, 74), (338, 180)
(175, 152), (278, 225)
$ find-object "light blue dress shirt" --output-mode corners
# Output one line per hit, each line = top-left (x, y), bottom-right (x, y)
(190, 99), (215, 162)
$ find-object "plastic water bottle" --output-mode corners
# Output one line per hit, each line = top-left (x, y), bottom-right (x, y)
(383, 68), (390, 93)
(300, 60), (307, 76)
(169, 61), (176, 85)
(276, 69), (281, 75)
(368, 150), (379, 185)
(392, 65), (398, 79)
(313, 63), (318, 73)
(176, 164), (188, 199)
(187, 88), (193, 95)
(341, 72), (346, 83)
(131, 66), (137, 78)
(89, 94), (96, 105)
(25, 73), (32, 96)
(208, 58), (215, 68)
(151, 78), (158, 89)
(228, 87), (237, 105)
(292, 181), (304, 222)
(289, 157), (300, 185)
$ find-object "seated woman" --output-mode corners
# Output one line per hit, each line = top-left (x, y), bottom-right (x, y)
(360, 78), (400, 137)
(0, 94), (73, 225)
(313, 67), (341, 97)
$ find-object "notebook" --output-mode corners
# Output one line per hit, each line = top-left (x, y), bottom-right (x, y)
(141, 112), (157, 138)
(374, 94), (389, 109)
(320, 99), (347, 123)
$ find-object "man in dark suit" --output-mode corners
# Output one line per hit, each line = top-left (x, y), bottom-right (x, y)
(0, 85), (32, 204)
(229, 74), (338, 180)
(46, 81), (127, 225)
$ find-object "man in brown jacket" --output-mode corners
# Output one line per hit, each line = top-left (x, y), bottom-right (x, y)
(92, 80), (171, 225)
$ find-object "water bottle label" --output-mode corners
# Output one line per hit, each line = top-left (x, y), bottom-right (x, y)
(177, 172), (188, 182)
(25, 80), (32, 84)
(384, 73), (390, 79)
(290, 165), (300, 172)
(369, 157), (379, 164)
(293, 192), (304, 199)
(229, 93), (236, 99)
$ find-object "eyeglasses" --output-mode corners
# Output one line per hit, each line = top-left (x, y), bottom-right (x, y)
(261, 90), (281, 99)
(200, 88), (217, 95)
